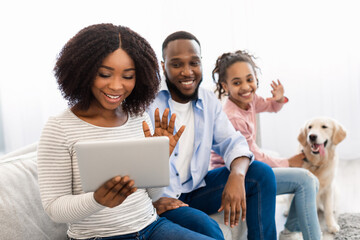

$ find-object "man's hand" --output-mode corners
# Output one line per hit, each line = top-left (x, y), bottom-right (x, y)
(218, 157), (249, 227)
(94, 175), (137, 208)
(143, 108), (185, 156)
(153, 197), (188, 215)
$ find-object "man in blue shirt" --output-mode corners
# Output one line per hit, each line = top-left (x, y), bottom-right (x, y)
(147, 31), (277, 240)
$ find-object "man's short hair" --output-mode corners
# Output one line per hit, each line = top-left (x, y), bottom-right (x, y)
(162, 31), (201, 59)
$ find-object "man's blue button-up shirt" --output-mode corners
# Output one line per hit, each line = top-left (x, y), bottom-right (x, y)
(147, 86), (254, 198)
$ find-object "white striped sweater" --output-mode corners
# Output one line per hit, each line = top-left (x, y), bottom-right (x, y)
(37, 109), (157, 239)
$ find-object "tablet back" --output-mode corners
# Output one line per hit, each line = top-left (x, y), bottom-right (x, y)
(75, 136), (169, 192)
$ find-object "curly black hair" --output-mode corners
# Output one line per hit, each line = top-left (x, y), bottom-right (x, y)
(54, 23), (160, 116)
(212, 50), (260, 99)
(161, 31), (201, 59)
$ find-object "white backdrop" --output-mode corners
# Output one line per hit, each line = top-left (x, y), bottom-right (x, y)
(0, 0), (359, 160)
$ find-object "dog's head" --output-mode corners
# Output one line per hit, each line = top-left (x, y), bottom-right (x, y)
(298, 117), (346, 156)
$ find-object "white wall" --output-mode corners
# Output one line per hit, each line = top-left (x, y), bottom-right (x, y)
(1, 0), (359, 160)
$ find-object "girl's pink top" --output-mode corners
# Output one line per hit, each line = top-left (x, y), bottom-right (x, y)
(210, 94), (289, 169)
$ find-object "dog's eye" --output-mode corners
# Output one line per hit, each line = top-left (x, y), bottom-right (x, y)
(322, 125), (328, 129)
(308, 125), (312, 129)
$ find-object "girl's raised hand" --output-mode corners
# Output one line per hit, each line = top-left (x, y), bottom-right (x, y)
(266, 79), (285, 102)
(142, 108), (185, 156)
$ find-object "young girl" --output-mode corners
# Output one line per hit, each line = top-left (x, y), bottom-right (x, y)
(37, 23), (214, 240)
(210, 50), (322, 240)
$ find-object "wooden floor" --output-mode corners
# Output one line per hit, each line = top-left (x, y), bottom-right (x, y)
(275, 158), (360, 239)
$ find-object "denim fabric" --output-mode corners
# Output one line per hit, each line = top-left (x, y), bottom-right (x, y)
(275, 168), (321, 240)
(68, 216), (215, 240)
(160, 206), (224, 239)
(161, 161), (277, 240)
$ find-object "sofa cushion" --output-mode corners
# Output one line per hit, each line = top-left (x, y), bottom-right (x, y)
(0, 151), (67, 240)
(209, 211), (247, 240)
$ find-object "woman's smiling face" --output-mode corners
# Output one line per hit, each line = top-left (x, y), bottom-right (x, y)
(91, 48), (136, 112)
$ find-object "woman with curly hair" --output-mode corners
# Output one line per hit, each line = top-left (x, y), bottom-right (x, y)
(37, 23), (214, 240)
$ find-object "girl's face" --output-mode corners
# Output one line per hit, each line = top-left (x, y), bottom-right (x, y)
(221, 61), (257, 110)
(91, 48), (136, 112)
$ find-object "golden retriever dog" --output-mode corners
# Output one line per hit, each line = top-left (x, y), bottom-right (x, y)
(297, 117), (346, 233)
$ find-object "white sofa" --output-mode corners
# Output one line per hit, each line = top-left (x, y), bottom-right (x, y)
(0, 143), (67, 240)
(0, 143), (247, 240)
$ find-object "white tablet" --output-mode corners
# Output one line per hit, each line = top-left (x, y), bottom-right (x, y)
(74, 136), (170, 192)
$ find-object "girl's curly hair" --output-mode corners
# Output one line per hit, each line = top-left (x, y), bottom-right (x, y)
(54, 23), (160, 116)
(212, 50), (260, 99)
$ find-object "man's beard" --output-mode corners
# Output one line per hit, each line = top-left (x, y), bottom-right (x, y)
(165, 73), (202, 102)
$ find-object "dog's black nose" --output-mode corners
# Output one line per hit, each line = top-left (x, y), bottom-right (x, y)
(309, 134), (317, 141)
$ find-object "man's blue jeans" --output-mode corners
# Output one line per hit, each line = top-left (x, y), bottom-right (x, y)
(161, 160), (277, 240)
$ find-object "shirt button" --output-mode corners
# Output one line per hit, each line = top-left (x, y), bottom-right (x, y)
(174, 153), (178, 156)
(176, 194), (179, 198)
(176, 173), (179, 176)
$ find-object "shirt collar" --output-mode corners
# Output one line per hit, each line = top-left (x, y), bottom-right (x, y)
(159, 80), (204, 110)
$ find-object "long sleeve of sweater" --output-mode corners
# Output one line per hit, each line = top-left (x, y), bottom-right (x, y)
(224, 96), (289, 168)
(228, 116), (289, 168)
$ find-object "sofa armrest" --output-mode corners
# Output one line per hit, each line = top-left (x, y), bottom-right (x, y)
(0, 150), (67, 240)
(0, 142), (38, 161)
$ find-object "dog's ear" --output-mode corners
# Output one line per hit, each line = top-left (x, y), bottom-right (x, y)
(298, 127), (307, 146)
(332, 121), (347, 145)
